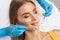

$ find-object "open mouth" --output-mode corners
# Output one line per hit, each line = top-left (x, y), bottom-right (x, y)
(31, 22), (38, 26)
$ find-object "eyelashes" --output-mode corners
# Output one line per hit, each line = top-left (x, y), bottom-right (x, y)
(23, 11), (38, 18)
(24, 16), (29, 18)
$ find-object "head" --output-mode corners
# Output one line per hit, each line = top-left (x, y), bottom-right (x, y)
(10, 0), (40, 31)
(9, 0), (40, 40)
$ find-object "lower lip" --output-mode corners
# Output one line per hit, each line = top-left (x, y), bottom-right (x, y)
(31, 23), (38, 26)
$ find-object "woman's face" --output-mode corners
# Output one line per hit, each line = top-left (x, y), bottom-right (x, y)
(17, 2), (40, 31)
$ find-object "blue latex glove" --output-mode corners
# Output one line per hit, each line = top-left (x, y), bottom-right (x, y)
(0, 25), (27, 37)
(37, 0), (53, 17)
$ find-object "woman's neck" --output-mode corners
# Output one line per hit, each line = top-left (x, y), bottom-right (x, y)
(24, 29), (42, 40)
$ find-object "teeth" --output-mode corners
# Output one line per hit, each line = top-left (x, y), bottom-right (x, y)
(31, 24), (34, 25)
(31, 23), (37, 26)
(31, 22), (38, 26)
(31, 24), (35, 25)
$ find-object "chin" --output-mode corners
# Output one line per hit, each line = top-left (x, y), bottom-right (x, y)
(26, 23), (39, 31)
(31, 22), (39, 29)
(29, 26), (39, 31)
(33, 26), (39, 30)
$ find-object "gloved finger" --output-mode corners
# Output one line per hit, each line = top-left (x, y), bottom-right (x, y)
(43, 5), (53, 17)
(9, 25), (27, 30)
(11, 29), (26, 33)
(48, 5), (53, 12)
(10, 30), (25, 37)
(17, 25), (27, 30)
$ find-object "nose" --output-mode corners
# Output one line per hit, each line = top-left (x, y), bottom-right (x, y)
(31, 15), (37, 21)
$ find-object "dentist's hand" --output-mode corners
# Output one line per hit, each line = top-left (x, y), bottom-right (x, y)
(0, 25), (27, 37)
(8, 25), (27, 37)
(37, 0), (53, 17)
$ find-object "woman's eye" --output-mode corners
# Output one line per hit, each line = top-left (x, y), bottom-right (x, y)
(24, 16), (29, 18)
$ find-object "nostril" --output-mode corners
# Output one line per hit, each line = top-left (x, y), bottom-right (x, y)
(31, 15), (37, 21)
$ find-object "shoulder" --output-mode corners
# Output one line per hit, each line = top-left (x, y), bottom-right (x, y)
(53, 29), (60, 35)
(53, 29), (60, 39)
(40, 31), (52, 40)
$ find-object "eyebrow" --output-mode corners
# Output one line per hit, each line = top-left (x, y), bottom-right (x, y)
(22, 8), (36, 16)
(22, 12), (29, 16)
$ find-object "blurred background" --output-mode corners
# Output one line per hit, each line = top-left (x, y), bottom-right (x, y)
(50, 0), (60, 11)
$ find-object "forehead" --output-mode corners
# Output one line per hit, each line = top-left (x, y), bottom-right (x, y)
(17, 2), (35, 15)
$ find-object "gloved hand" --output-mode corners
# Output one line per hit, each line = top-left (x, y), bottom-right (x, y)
(37, 0), (53, 17)
(0, 25), (27, 37)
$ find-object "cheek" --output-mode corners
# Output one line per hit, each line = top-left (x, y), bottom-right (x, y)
(36, 14), (40, 21)
(22, 18), (31, 26)
(18, 17), (32, 26)
(38, 15), (40, 21)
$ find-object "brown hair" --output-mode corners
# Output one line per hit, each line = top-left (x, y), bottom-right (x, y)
(9, 0), (35, 40)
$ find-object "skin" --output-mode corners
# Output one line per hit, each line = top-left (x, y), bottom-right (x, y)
(16, 2), (60, 40)
(17, 2), (40, 31)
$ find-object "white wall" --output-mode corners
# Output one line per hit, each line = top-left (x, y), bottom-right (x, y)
(50, 0), (60, 11)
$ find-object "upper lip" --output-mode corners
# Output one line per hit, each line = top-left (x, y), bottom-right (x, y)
(31, 22), (38, 25)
